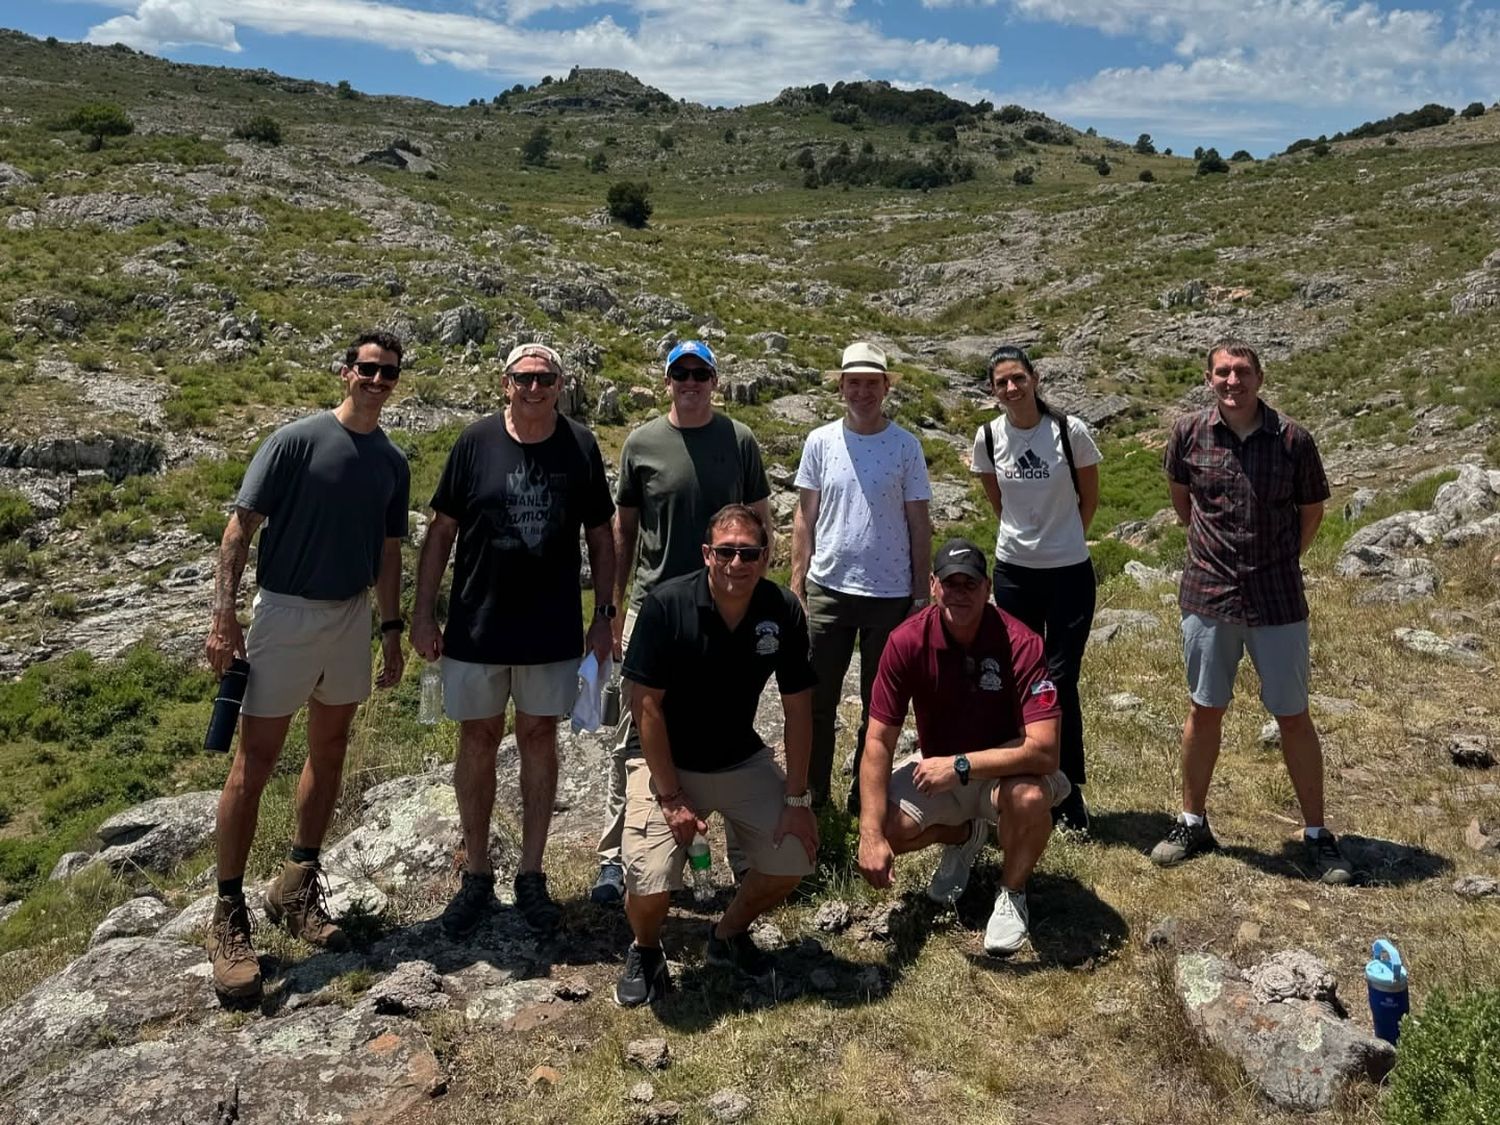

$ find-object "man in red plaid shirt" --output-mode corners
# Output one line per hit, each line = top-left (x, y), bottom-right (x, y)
(1152, 339), (1352, 885)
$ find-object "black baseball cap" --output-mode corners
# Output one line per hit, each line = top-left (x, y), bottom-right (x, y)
(933, 538), (988, 582)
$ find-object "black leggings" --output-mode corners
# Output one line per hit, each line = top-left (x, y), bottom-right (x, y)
(991, 557), (1097, 787)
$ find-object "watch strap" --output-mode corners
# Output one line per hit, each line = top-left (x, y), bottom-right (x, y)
(380, 619), (405, 634)
(783, 792), (813, 808)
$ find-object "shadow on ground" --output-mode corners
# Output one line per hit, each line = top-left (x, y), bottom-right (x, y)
(958, 867), (1130, 974)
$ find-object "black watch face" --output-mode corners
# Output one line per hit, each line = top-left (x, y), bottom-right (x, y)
(955, 755), (969, 781)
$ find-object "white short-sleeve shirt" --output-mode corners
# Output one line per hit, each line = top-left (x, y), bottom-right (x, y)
(795, 419), (932, 598)
(971, 413), (1101, 569)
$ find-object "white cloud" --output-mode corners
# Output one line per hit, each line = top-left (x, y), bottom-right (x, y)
(85, 0), (241, 53)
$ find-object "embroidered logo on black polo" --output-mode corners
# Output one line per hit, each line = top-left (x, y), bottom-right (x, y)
(754, 621), (780, 655)
(978, 657), (1004, 691)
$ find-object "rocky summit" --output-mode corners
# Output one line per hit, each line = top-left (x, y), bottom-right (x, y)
(0, 28), (1498, 1125)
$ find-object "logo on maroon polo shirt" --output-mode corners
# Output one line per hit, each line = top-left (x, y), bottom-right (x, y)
(1030, 679), (1058, 709)
(978, 657), (1003, 691)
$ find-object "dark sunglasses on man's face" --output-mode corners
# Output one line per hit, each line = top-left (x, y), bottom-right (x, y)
(509, 370), (559, 387)
(669, 366), (715, 383)
(710, 544), (766, 563)
(352, 361), (400, 381)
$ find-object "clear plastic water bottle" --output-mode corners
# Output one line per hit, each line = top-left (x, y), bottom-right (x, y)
(1365, 939), (1409, 1045)
(687, 833), (713, 904)
(418, 662), (443, 725)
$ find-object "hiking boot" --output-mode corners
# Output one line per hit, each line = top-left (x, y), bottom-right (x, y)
(705, 923), (776, 979)
(1150, 817), (1217, 867)
(1052, 787), (1091, 836)
(1305, 831), (1354, 886)
(265, 859), (349, 950)
(614, 943), (670, 1007)
(590, 863), (625, 906)
(208, 893), (262, 1000)
(928, 818), (989, 904)
(440, 870), (496, 940)
(983, 888), (1030, 956)
(514, 871), (562, 934)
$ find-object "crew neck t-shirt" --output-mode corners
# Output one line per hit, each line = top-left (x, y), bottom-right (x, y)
(237, 410), (410, 601)
(970, 413), (1101, 568)
(793, 419), (932, 598)
(430, 412), (614, 665)
(616, 413), (771, 611)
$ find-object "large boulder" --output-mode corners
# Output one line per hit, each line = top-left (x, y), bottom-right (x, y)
(320, 768), (463, 888)
(1175, 951), (1395, 1110)
(91, 791), (219, 875)
(431, 304), (488, 347)
(88, 896), (174, 947)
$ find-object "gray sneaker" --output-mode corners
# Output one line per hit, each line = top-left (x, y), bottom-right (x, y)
(1150, 817), (1217, 867)
(928, 818), (989, 904)
(983, 888), (1029, 956)
(590, 863), (625, 905)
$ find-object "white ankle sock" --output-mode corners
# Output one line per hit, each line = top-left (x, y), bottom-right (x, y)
(1181, 812), (1205, 827)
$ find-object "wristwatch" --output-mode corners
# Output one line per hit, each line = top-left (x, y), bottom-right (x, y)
(595, 603), (618, 619)
(783, 791), (813, 808)
(954, 754), (971, 787)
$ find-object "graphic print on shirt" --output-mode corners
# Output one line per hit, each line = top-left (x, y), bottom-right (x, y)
(754, 620), (781, 656)
(978, 657), (1004, 691)
(1002, 449), (1051, 480)
(489, 461), (567, 553)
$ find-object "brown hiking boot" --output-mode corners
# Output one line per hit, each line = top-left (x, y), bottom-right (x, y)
(264, 859), (349, 950)
(208, 894), (262, 1000)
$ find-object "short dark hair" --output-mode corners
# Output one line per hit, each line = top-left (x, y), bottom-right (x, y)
(704, 504), (768, 548)
(345, 330), (404, 367)
(1206, 338), (1261, 376)
(986, 344), (1036, 381)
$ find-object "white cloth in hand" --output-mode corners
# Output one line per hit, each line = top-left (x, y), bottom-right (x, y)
(570, 652), (612, 733)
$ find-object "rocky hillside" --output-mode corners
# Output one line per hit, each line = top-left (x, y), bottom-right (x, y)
(0, 28), (1498, 1125)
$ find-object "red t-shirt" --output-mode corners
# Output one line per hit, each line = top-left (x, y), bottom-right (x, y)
(868, 604), (1059, 756)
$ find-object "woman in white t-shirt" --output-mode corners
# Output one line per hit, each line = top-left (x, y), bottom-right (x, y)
(971, 345), (1101, 833)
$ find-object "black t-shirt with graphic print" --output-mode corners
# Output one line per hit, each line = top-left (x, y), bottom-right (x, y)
(431, 412), (614, 665)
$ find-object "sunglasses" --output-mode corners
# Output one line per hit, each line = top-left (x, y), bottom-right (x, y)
(709, 544), (766, 563)
(351, 361), (400, 381)
(509, 370), (559, 387)
(669, 366), (715, 383)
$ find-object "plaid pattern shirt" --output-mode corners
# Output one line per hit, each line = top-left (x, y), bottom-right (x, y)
(1164, 404), (1330, 627)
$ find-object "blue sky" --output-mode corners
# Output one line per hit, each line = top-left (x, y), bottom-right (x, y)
(14, 0), (1499, 155)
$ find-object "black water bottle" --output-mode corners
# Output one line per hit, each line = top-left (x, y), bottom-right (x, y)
(204, 658), (250, 753)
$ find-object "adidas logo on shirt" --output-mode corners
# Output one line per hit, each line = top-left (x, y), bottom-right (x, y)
(1001, 449), (1050, 480)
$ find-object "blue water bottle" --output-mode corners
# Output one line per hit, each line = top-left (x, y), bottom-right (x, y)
(1365, 939), (1409, 1045)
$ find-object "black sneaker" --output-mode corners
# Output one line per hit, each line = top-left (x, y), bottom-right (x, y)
(1150, 817), (1217, 867)
(1305, 831), (1354, 886)
(590, 863), (625, 905)
(614, 943), (670, 1007)
(514, 871), (562, 934)
(440, 871), (496, 940)
(705, 923), (776, 979)
(1052, 787), (1091, 835)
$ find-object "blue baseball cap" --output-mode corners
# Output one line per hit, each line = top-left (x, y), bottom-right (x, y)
(664, 339), (718, 376)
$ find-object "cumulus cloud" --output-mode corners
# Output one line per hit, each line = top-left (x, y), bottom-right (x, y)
(86, 0), (241, 53)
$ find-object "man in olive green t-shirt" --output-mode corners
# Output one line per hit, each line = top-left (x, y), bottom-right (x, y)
(591, 340), (773, 903)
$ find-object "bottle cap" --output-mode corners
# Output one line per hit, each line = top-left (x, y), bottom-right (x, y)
(1365, 938), (1408, 989)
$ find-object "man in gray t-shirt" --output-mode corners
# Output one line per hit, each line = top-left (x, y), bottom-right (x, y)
(590, 340), (773, 903)
(202, 330), (410, 1002)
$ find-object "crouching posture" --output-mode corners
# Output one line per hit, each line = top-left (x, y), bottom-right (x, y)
(615, 505), (819, 1007)
(857, 539), (1068, 956)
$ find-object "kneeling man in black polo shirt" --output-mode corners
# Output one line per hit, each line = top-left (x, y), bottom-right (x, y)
(615, 504), (819, 1007)
(858, 539), (1069, 956)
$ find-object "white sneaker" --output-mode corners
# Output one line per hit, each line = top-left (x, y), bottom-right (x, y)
(927, 818), (989, 904)
(983, 888), (1029, 956)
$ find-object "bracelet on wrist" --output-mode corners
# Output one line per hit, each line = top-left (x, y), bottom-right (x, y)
(380, 619), (405, 634)
(655, 788), (683, 806)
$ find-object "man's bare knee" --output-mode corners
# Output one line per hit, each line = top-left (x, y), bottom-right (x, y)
(997, 776), (1050, 821)
(514, 712), (560, 752)
(884, 807), (923, 845)
(458, 716), (505, 753)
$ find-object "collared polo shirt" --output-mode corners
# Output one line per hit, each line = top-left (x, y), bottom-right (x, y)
(868, 604), (1058, 757)
(1164, 403), (1330, 627)
(623, 570), (817, 772)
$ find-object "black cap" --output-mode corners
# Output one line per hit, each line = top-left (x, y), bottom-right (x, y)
(933, 538), (988, 582)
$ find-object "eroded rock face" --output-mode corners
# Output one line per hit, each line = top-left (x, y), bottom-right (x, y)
(88, 897), (174, 948)
(320, 768), (463, 887)
(89, 792), (219, 875)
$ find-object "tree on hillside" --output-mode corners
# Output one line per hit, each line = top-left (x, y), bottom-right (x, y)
(1461, 101), (1486, 118)
(1138, 169), (1155, 182)
(232, 116), (283, 145)
(336, 79), (358, 100)
(586, 151), (609, 173)
(1192, 145), (1206, 160)
(1134, 133), (1156, 155)
(1196, 148), (1230, 175)
(521, 125), (552, 166)
(1095, 156), (1111, 176)
(1229, 149), (1254, 162)
(606, 180), (653, 228)
(64, 102), (133, 151)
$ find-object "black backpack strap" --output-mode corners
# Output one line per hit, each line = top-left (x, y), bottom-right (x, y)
(983, 418), (996, 471)
(1037, 398), (1079, 499)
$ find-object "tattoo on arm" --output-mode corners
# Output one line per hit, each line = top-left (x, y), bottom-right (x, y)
(214, 507), (263, 618)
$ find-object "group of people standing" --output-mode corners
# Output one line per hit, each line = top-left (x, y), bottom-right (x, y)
(201, 329), (1351, 1009)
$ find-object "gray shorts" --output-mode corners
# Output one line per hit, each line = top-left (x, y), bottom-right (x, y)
(441, 656), (579, 721)
(1181, 612), (1310, 716)
(888, 756), (1071, 827)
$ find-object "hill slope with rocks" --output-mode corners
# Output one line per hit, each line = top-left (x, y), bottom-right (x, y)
(0, 29), (1498, 1125)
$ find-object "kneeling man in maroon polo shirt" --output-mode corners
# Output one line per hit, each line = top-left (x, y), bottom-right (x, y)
(857, 538), (1069, 956)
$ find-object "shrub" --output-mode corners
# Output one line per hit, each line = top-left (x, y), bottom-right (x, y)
(1012, 165), (1035, 185)
(655, 131), (674, 150)
(1090, 537), (1145, 581)
(1134, 133), (1156, 154)
(723, 127), (736, 143)
(1195, 148), (1230, 175)
(793, 146), (815, 169)
(61, 102), (133, 151)
(932, 124), (958, 144)
(1313, 141), (1331, 157)
(1345, 102), (1454, 139)
(586, 151), (608, 173)
(1138, 169), (1155, 183)
(232, 115), (282, 145)
(1095, 156), (1111, 176)
(1384, 989), (1500, 1124)
(1023, 122), (1071, 145)
(606, 180), (653, 228)
(521, 125), (552, 166)
(1229, 149), (1254, 161)
(997, 104), (1028, 124)
(336, 79), (358, 99)
(0, 490), (36, 542)
(1461, 101), (1486, 118)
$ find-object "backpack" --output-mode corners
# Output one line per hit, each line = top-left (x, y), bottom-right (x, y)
(982, 397), (1080, 498)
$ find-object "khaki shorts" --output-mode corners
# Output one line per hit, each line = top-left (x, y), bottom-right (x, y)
(242, 590), (372, 718)
(623, 749), (816, 895)
(442, 656), (579, 721)
(889, 755), (1072, 828)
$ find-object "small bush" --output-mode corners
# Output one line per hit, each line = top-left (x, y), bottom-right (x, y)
(586, 151), (608, 173)
(656, 131), (675, 150)
(521, 125), (551, 166)
(1195, 148), (1230, 175)
(1138, 169), (1155, 183)
(1461, 101), (1486, 119)
(1313, 141), (1332, 157)
(0, 490), (37, 542)
(1229, 149), (1254, 161)
(606, 180), (653, 228)
(59, 102), (133, 151)
(1134, 133), (1156, 154)
(1012, 165), (1035, 185)
(45, 593), (79, 619)
(1094, 156), (1111, 176)
(336, 79), (358, 99)
(232, 115), (282, 145)
(1384, 988), (1500, 1124)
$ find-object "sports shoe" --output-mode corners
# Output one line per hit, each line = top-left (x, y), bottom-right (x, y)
(590, 863), (625, 905)
(1052, 787), (1091, 835)
(1305, 831), (1353, 886)
(265, 859), (349, 950)
(927, 818), (989, 904)
(983, 888), (1030, 956)
(1150, 817), (1217, 867)
(614, 943), (670, 1007)
(440, 870), (496, 940)
(514, 871), (562, 933)
(208, 893), (262, 1000)
(705, 923), (776, 979)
